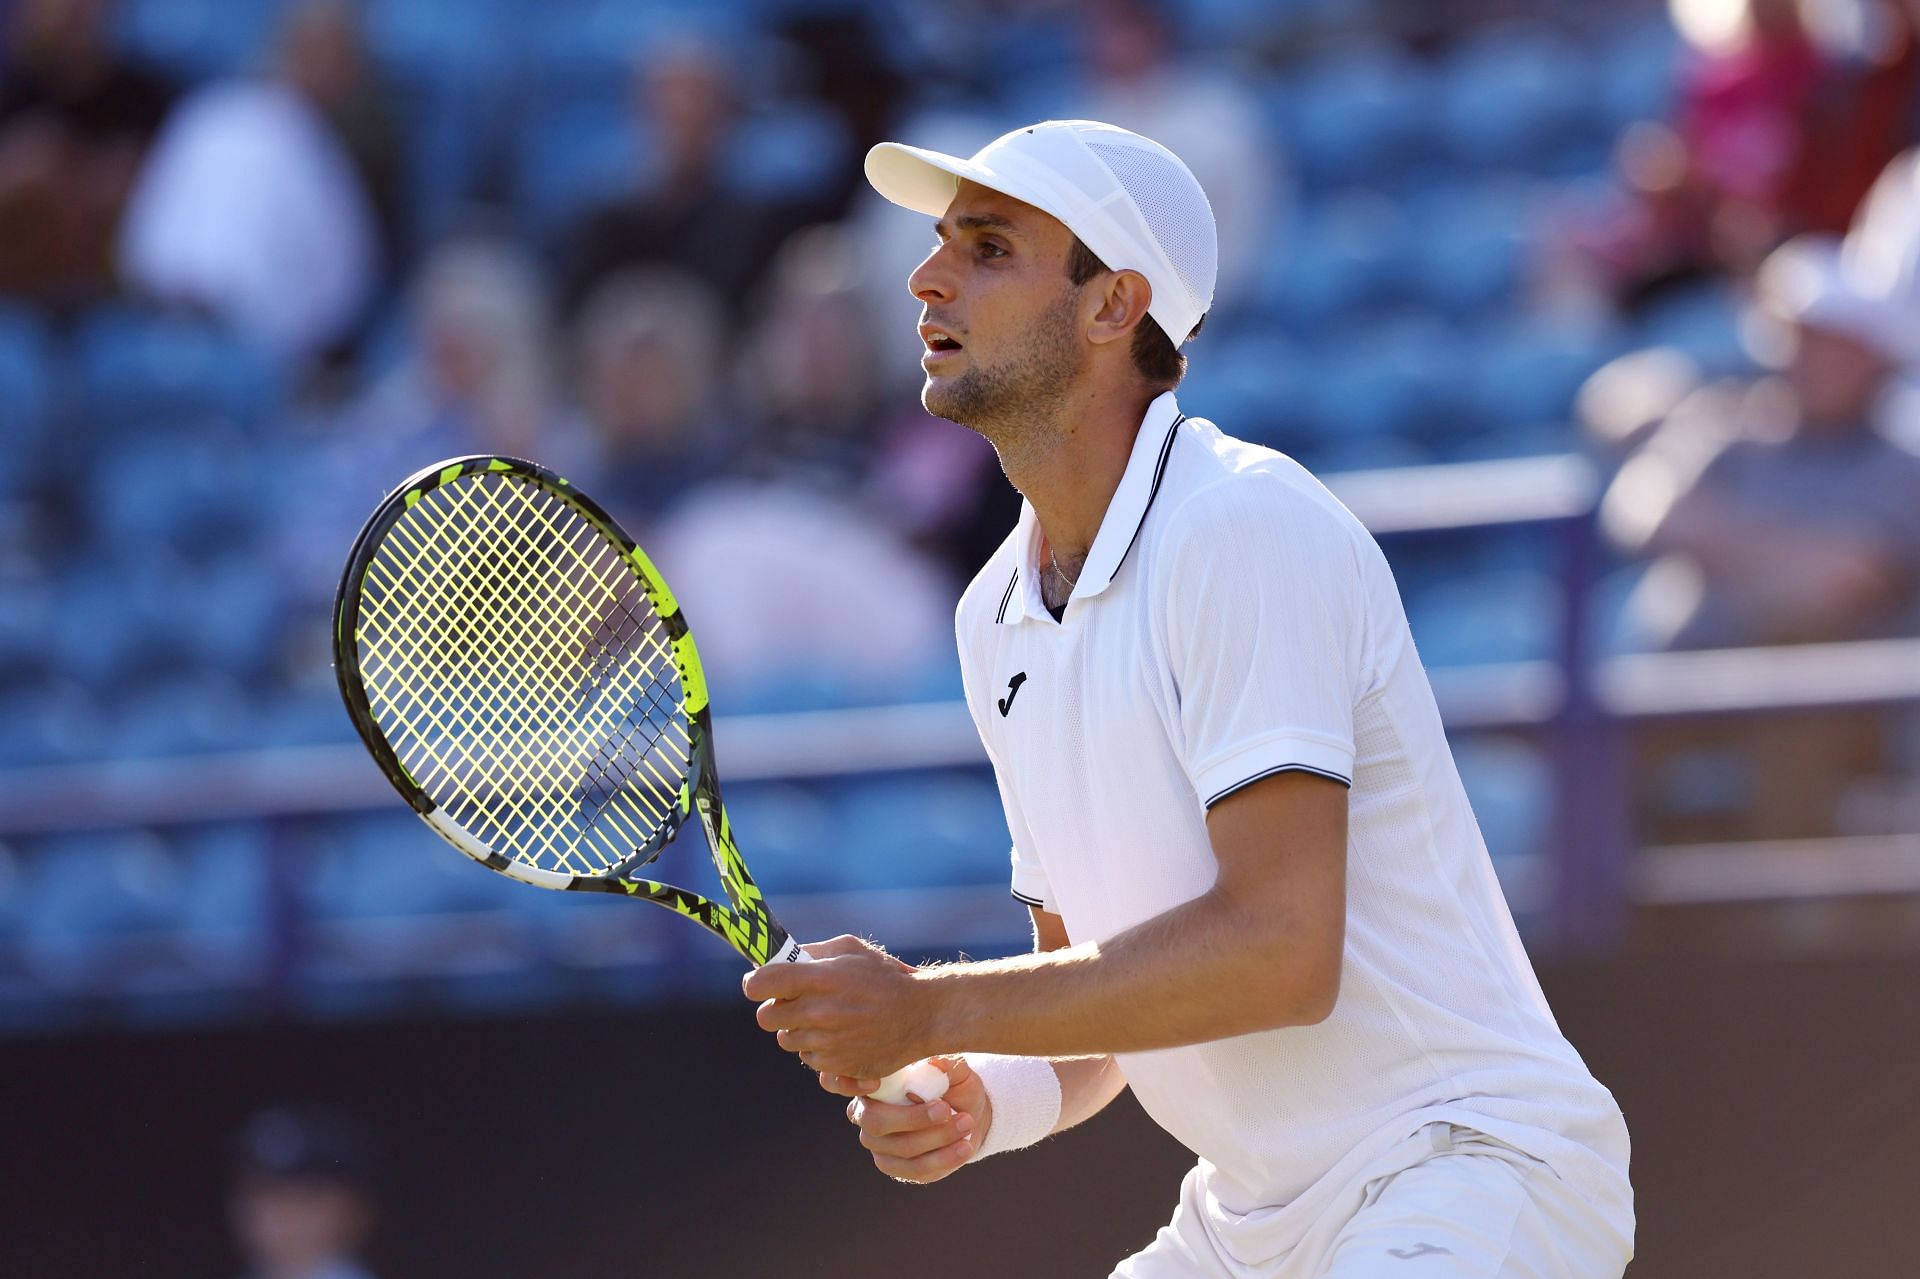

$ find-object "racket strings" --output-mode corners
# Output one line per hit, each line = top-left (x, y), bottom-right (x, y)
(365, 481), (681, 871)
(355, 473), (694, 875)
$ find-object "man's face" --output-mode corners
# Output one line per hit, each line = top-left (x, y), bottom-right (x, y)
(906, 182), (1089, 438)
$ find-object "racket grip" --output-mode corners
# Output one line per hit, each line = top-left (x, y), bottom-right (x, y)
(768, 937), (951, 1105)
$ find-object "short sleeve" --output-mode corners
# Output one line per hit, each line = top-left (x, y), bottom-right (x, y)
(1159, 480), (1366, 808)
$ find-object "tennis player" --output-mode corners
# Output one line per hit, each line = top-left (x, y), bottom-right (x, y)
(743, 120), (1633, 1277)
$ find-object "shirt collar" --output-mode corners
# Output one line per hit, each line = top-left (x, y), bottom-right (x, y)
(1002, 391), (1186, 625)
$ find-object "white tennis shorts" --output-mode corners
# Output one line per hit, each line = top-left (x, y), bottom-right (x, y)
(1113, 1123), (1631, 1279)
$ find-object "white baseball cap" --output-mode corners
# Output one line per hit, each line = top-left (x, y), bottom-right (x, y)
(864, 120), (1218, 349)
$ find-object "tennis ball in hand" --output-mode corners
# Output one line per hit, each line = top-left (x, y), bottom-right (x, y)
(870, 1059), (950, 1105)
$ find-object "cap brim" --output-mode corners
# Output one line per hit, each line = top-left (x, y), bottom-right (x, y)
(865, 142), (1002, 218)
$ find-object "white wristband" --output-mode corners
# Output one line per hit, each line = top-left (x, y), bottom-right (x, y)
(965, 1054), (1061, 1161)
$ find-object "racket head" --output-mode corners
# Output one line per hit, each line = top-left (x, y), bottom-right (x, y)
(331, 455), (714, 893)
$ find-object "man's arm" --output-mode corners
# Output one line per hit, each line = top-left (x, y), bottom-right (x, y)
(821, 906), (1127, 1184)
(748, 769), (1347, 1079)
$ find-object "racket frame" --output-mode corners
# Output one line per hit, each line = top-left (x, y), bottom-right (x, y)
(332, 454), (800, 966)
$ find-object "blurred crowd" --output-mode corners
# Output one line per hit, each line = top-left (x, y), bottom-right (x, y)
(4, 0), (1920, 850)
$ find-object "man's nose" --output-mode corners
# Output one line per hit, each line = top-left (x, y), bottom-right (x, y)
(909, 244), (954, 304)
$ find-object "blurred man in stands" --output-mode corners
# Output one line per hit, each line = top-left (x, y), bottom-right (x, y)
(118, 0), (381, 365)
(1601, 235), (1920, 838)
(230, 1107), (379, 1279)
(555, 34), (793, 323)
(571, 266), (732, 520)
(0, 0), (175, 306)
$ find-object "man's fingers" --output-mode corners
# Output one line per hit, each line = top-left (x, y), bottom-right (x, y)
(873, 1138), (975, 1184)
(819, 1072), (873, 1099)
(853, 1097), (958, 1137)
(742, 961), (825, 1001)
(800, 935), (876, 960)
(857, 1110), (974, 1161)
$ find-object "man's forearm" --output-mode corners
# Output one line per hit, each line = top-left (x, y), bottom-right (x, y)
(1050, 1054), (1127, 1134)
(923, 887), (1337, 1059)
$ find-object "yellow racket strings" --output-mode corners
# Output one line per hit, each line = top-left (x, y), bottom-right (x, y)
(356, 474), (694, 875)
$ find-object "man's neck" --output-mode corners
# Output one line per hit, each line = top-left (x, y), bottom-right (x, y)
(999, 380), (1160, 574)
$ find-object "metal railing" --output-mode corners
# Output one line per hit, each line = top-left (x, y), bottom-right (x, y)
(3, 454), (1917, 966)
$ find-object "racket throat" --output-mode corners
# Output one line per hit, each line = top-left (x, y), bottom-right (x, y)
(764, 933), (806, 966)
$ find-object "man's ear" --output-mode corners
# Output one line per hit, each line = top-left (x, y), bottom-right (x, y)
(1086, 269), (1154, 349)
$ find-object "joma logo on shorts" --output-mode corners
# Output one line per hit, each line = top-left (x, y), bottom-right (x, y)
(1388, 1243), (1453, 1260)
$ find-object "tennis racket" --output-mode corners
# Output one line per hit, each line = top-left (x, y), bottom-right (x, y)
(332, 455), (947, 1105)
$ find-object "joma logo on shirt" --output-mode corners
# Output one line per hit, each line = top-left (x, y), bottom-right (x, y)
(997, 672), (1028, 717)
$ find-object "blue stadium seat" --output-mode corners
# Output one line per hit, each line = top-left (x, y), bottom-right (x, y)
(721, 102), (851, 204)
(0, 306), (52, 489)
(0, 682), (108, 767)
(72, 310), (277, 432)
(1261, 194), (1414, 329)
(86, 426), (266, 557)
(174, 821), (274, 970)
(306, 812), (523, 920)
(19, 831), (185, 979)
(721, 782), (843, 893)
(1311, 310), (1470, 446)
(834, 773), (1008, 890)
(1404, 570), (1560, 668)
(511, 107), (649, 246)
(1600, 13), (1681, 131)
(176, 554), (289, 681)
(1403, 180), (1533, 317)
(115, 0), (280, 81)
(1179, 327), (1315, 450)
(1437, 23), (1590, 171)
(1632, 282), (1751, 376)
(1451, 735), (1553, 877)
(0, 841), (24, 944)
(0, 570), (54, 695)
(108, 672), (258, 759)
(256, 687), (356, 750)
(1271, 42), (1433, 191)
(1460, 318), (1621, 432)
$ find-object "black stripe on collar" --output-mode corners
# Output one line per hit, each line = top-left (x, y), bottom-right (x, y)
(994, 567), (1019, 624)
(1114, 413), (1184, 576)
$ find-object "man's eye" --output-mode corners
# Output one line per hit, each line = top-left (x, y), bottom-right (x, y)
(979, 242), (1007, 259)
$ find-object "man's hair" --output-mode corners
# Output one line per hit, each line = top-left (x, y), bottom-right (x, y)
(1065, 237), (1203, 389)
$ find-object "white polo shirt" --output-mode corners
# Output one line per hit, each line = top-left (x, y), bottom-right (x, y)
(956, 393), (1632, 1265)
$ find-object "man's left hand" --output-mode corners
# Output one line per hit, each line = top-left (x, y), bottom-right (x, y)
(742, 935), (937, 1081)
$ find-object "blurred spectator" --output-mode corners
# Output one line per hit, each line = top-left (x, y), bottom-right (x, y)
(230, 1107), (378, 1279)
(734, 224), (890, 477)
(555, 34), (794, 321)
(648, 478), (957, 705)
(1845, 143), (1920, 313)
(767, 1), (906, 213)
(1547, 0), (1916, 314)
(278, 238), (586, 625)
(272, 0), (405, 274)
(345, 237), (581, 471)
(117, 0), (382, 365)
(571, 267), (732, 521)
(1600, 235), (1920, 836)
(1059, 0), (1283, 314)
(0, 0), (176, 306)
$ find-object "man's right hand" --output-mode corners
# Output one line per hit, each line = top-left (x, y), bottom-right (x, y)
(819, 1055), (991, 1184)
